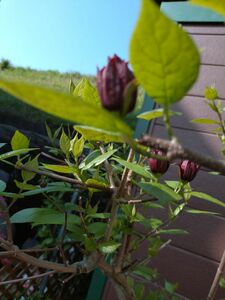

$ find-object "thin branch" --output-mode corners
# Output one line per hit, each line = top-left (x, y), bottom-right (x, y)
(0, 270), (56, 286)
(17, 164), (112, 192)
(207, 249), (225, 300)
(139, 135), (225, 175)
(59, 212), (68, 266)
(41, 151), (65, 164)
(0, 247), (57, 257)
(0, 236), (98, 274)
(117, 149), (135, 197)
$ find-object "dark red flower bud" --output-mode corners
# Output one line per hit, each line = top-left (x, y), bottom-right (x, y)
(179, 160), (200, 182)
(148, 149), (170, 174)
(97, 54), (137, 114)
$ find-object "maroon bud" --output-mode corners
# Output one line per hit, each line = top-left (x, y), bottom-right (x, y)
(97, 54), (137, 114)
(148, 149), (170, 174)
(179, 160), (200, 182)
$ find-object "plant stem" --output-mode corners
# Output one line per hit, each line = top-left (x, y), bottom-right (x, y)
(207, 249), (225, 300)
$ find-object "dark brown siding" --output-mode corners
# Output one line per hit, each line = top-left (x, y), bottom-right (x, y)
(102, 25), (225, 300)
(147, 25), (225, 300)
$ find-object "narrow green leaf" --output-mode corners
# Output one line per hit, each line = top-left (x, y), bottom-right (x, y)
(159, 229), (188, 235)
(130, 0), (200, 105)
(81, 149), (117, 171)
(190, 0), (225, 17)
(0, 149), (37, 161)
(137, 109), (182, 121)
(139, 182), (182, 202)
(21, 185), (74, 196)
(185, 208), (219, 215)
(11, 208), (80, 225)
(0, 80), (132, 137)
(71, 136), (85, 160)
(75, 125), (123, 143)
(42, 164), (74, 174)
(191, 191), (225, 208)
(11, 130), (29, 151)
(112, 157), (153, 179)
(99, 241), (121, 254)
(191, 118), (219, 124)
(59, 130), (70, 157)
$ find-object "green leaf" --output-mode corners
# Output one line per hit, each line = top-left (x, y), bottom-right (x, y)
(87, 222), (107, 238)
(0, 80), (132, 137)
(0, 180), (6, 192)
(73, 77), (100, 106)
(130, 0), (200, 105)
(191, 118), (219, 124)
(139, 182), (182, 203)
(205, 86), (218, 101)
(75, 125), (124, 143)
(21, 185), (74, 196)
(132, 265), (157, 280)
(79, 149), (101, 169)
(81, 149), (117, 171)
(185, 208), (219, 215)
(59, 130), (70, 158)
(42, 163), (74, 174)
(165, 281), (178, 294)
(112, 157), (153, 179)
(67, 225), (85, 242)
(219, 277), (225, 289)
(14, 180), (37, 191)
(86, 212), (110, 219)
(0, 149), (37, 161)
(11, 208), (80, 225)
(190, 0), (225, 17)
(22, 155), (39, 182)
(159, 229), (188, 235)
(191, 191), (225, 208)
(11, 130), (29, 151)
(137, 108), (182, 121)
(99, 241), (121, 254)
(71, 135), (85, 160)
(84, 239), (97, 252)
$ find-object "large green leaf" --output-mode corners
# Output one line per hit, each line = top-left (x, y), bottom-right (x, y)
(138, 182), (182, 202)
(42, 163), (75, 174)
(11, 208), (80, 225)
(130, 0), (200, 105)
(0, 80), (132, 137)
(190, 0), (225, 16)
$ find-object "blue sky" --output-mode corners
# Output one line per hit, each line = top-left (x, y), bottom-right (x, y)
(0, 0), (140, 75)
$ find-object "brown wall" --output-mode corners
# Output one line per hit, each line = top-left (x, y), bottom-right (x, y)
(102, 25), (225, 300)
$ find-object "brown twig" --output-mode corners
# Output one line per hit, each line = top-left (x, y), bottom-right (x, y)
(0, 247), (57, 257)
(0, 270), (56, 286)
(0, 236), (98, 274)
(41, 151), (65, 164)
(59, 212), (68, 266)
(207, 249), (225, 300)
(17, 164), (112, 192)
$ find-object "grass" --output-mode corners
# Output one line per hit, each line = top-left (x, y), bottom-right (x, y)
(0, 65), (144, 134)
